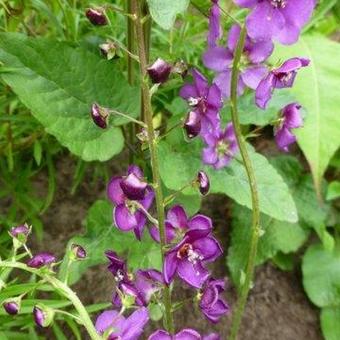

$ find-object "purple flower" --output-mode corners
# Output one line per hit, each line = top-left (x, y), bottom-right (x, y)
(203, 24), (273, 98)
(95, 307), (149, 340)
(180, 69), (222, 142)
(184, 111), (201, 139)
(208, 0), (222, 47)
(27, 253), (56, 269)
(71, 244), (87, 260)
(86, 8), (107, 26)
(150, 205), (213, 244)
(202, 122), (238, 169)
(275, 103), (303, 152)
(10, 224), (29, 238)
(234, 0), (315, 45)
(33, 306), (45, 327)
(147, 58), (172, 84)
(164, 229), (222, 288)
(33, 305), (54, 328)
(91, 103), (109, 129)
(135, 269), (164, 305)
(107, 165), (154, 240)
(3, 300), (19, 315)
(255, 57), (310, 109)
(148, 329), (220, 340)
(199, 278), (230, 323)
(197, 171), (210, 196)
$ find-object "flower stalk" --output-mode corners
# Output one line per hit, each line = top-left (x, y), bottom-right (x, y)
(131, 0), (174, 333)
(0, 261), (100, 340)
(228, 25), (261, 340)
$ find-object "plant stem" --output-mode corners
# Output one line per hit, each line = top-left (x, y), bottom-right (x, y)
(131, 0), (174, 333)
(0, 261), (100, 340)
(229, 25), (261, 340)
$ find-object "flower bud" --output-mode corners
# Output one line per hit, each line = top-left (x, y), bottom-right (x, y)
(184, 111), (201, 139)
(197, 171), (210, 196)
(147, 58), (172, 84)
(3, 298), (20, 315)
(120, 173), (148, 201)
(33, 305), (54, 328)
(173, 60), (188, 78)
(71, 244), (87, 260)
(27, 252), (56, 269)
(9, 224), (30, 243)
(99, 41), (119, 60)
(85, 8), (107, 26)
(91, 103), (109, 129)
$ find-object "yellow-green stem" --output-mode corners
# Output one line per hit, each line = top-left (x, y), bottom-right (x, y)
(131, 0), (174, 333)
(229, 25), (261, 340)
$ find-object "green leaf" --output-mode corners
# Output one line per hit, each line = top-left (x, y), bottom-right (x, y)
(147, 0), (190, 30)
(273, 35), (340, 195)
(158, 139), (298, 223)
(59, 200), (161, 285)
(33, 140), (42, 166)
(321, 307), (340, 340)
(327, 181), (340, 201)
(228, 204), (308, 288)
(302, 244), (340, 308)
(0, 33), (140, 161)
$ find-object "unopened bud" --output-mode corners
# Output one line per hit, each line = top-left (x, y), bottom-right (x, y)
(85, 8), (107, 26)
(196, 171), (210, 196)
(3, 298), (21, 315)
(9, 224), (30, 244)
(27, 252), (56, 269)
(184, 111), (201, 139)
(70, 244), (87, 260)
(91, 103), (109, 129)
(33, 305), (55, 328)
(147, 58), (172, 84)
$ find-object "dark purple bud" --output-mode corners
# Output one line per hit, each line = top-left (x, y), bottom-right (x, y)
(85, 8), (107, 26)
(120, 173), (148, 201)
(9, 224), (30, 243)
(3, 300), (19, 315)
(197, 171), (210, 196)
(71, 244), (87, 260)
(33, 305), (54, 328)
(27, 252), (56, 269)
(173, 60), (189, 78)
(147, 58), (172, 84)
(184, 111), (201, 139)
(91, 103), (109, 129)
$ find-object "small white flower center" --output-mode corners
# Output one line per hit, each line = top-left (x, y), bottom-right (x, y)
(114, 269), (124, 282)
(188, 97), (199, 106)
(270, 0), (286, 8)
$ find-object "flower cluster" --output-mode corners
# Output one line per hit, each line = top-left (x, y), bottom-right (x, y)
(180, 0), (314, 160)
(94, 167), (229, 339)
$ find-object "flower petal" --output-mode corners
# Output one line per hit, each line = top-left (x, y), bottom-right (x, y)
(192, 69), (209, 97)
(193, 236), (223, 262)
(114, 205), (137, 231)
(177, 259), (210, 288)
(255, 74), (275, 109)
(95, 310), (125, 336)
(275, 126), (296, 152)
(121, 307), (149, 340)
(167, 205), (188, 229)
(163, 251), (179, 285)
(148, 330), (172, 340)
(188, 215), (213, 231)
(175, 329), (201, 340)
(180, 84), (198, 99)
(107, 177), (125, 205)
(203, 47), (232, 72)
(241, 66), (268, 90)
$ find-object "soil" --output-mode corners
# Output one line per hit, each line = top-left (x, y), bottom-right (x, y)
(29, 154), (322, 340)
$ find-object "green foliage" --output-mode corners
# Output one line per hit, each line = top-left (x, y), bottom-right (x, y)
(321, 307), (340, 340)
(0, 33), (140, 161)
(327, 181), (340, 201)
(147, 0), (190, 30)
(59, 200), (161, 285)
(302, 244), (340, 308)
(158, 135), (298, 223)
(273, 34), (340, 195)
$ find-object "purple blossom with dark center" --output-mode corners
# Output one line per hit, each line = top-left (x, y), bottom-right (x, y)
(255, 57), (310, 109)
(197, 171), (210, 196)
(202, 122), (238, 169)
(274, 103), (303, 152)
(107, 165), (154, 240)
(208, 0), (222, 47)
(184, 111), (201, 139)
(85, 8), (107, 26)
(27, 253), (56, 269)
(234, 0), (315, 45)
(3, 301), (19, 315)
(199, 278), (230, 323)
(95, 307), (149, 340)
(150, 205), (213, 244)
(164, 229), (222, 288)
(203, 24), (273, 98)
(148, 329), (221, 340)
(91, 103), (109, 129)
(147, 58), (172, 84)
(180, 69), (222, 142)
